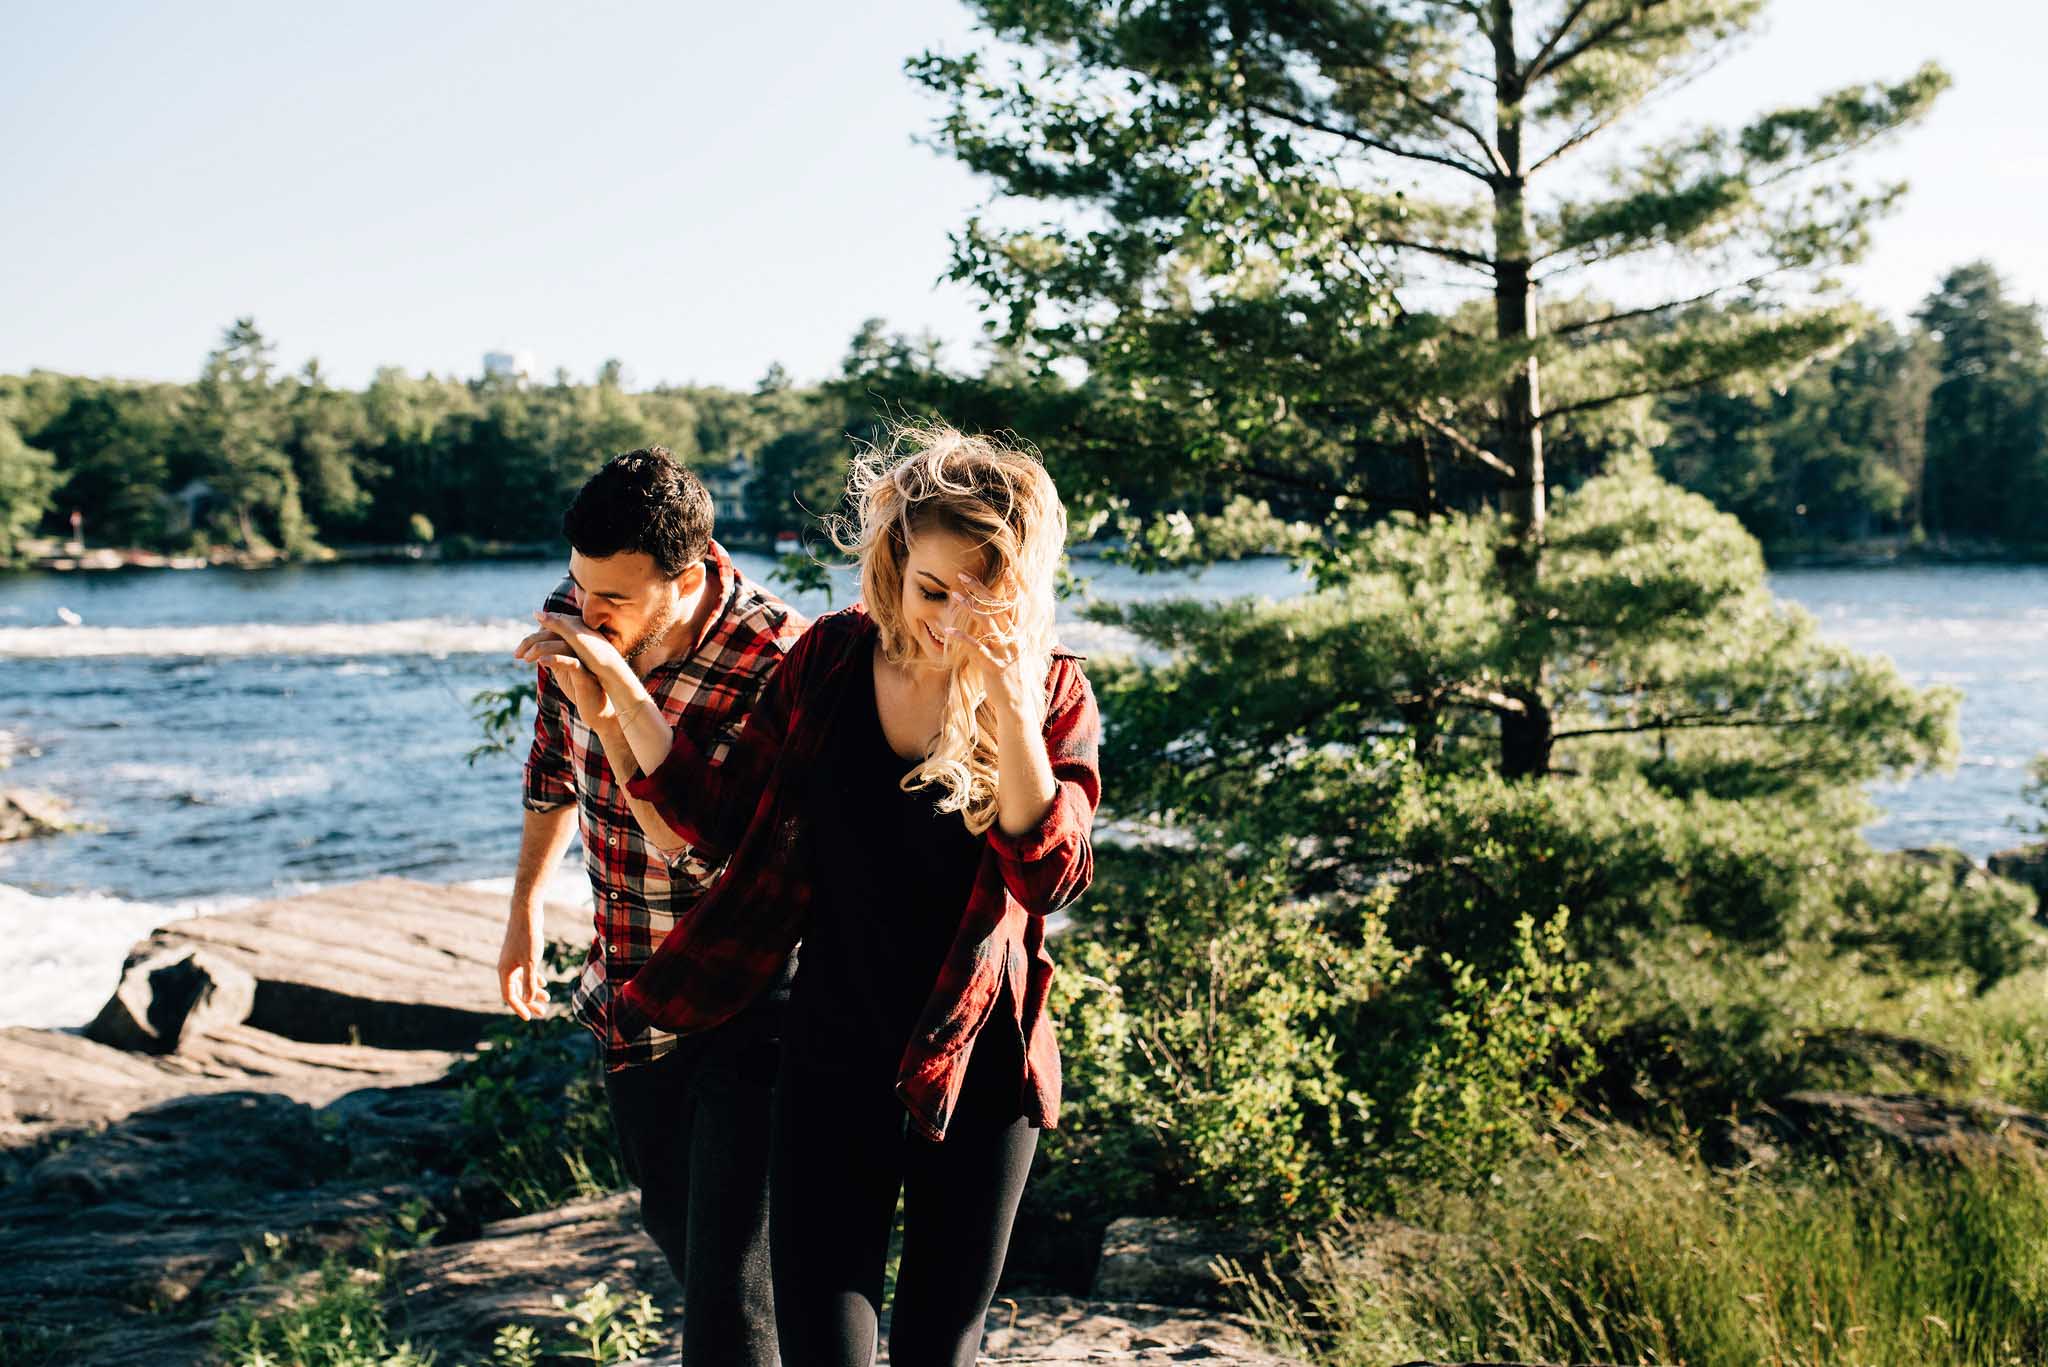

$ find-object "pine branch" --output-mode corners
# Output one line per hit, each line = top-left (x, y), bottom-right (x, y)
(1529, 0), (1675, 85)
(1245, 98), (1497, 181)
(1544, 275), (1771, 337)
(1553, 712), (1837, 740)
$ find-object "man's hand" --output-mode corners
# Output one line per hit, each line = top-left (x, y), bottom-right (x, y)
(497, 902), (551, 1021)
(517, 611), (637, 699)
(515, 625), (616, 731)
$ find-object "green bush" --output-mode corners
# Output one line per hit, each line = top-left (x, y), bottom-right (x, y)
(1042, 838), (1595, 1228)
(448, 946), (625, 1216)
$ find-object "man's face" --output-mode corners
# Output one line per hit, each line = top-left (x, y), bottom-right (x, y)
(567, 550), (703, 661)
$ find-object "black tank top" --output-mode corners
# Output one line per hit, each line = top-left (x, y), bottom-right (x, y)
(788, 652), (990, 1077)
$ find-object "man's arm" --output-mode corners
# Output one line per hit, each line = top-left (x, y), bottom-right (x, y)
(499, 804), (577, 1020)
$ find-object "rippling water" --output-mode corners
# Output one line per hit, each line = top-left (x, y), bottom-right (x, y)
(1, 554), (2040, 1028)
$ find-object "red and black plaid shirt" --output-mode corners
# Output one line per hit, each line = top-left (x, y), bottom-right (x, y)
(522, 541), (807, 1069)
(620, 604), (1101, 1141)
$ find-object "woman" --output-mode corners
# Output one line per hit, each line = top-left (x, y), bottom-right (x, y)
(522, 424), (1100, 1366)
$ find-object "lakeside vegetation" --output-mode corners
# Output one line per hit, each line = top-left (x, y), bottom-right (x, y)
(0, 262), (2044, 570)
(7, 2), (2048, 1365)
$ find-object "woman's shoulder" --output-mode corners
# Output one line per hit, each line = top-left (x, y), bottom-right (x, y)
(802, 603), (875, 645)
(1042, 649), (1094, 715)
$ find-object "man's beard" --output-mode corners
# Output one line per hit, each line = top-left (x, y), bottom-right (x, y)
(616, 593), (682, 662)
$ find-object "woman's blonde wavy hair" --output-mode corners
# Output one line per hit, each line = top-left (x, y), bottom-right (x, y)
(826, 422), (1067, 835)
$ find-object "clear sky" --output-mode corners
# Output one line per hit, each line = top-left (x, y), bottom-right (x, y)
(1, 0), (2041, 391)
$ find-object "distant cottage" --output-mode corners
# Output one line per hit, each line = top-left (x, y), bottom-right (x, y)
(698, 450), (755, 532)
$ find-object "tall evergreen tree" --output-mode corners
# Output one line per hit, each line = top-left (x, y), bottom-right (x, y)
(1917, 262), (2048, 545)
(183, 319), (315, 552)
(915, 0), (1948, 774)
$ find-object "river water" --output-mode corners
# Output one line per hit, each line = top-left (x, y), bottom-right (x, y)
(2, 555), (2042, 1028)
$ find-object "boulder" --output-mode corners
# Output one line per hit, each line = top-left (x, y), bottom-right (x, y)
(85, 943), (256, 1054)
(1987, 842), (2048, 918)
(121, 878), (587, 1050)
(0, 787), (76, 841)
(1093, 1216), (1273, 1308)
(1759, 1090), (2048, 1160)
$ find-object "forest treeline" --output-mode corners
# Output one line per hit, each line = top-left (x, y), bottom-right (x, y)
(0, 262), (2042, 565)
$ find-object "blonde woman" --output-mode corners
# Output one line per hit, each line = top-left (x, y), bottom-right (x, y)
(524, 425), (1100, 1366)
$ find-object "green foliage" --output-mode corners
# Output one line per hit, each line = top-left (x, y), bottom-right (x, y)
(1044, 837), (1595, 1227)
(211, 1204), (442, 1367)
(2025, 754), (2048, 839)
(1253, 1125), (2048, 1366)
(1919, 263), (2048, 547)
(1090, 466), (1956, 821)
(0, 413), (57, 562)
(448, 978), (626, 1215)
(466, 681), (537, 766)
(914, 0), (1944, 563)
(407, 513), (435, 545)
(488, 1282), (662, 1366)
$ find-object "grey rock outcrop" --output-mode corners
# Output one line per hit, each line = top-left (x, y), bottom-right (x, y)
(0, 786), (76, 841)
(1987, 841), (2048, 918)
(86, 943), (257, 1054)
(121, 878), (585, 1050)
(1758, 1090), (2048, 1160)
(1093, 1216), (1274, 1308)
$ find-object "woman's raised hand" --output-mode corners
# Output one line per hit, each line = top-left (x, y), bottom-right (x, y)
(516, 611), (637, 709)
(944, 573), (1034, 717)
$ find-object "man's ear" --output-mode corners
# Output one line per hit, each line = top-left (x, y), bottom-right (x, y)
(676, 562), (708, 598)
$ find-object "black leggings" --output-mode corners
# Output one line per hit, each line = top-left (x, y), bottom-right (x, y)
(769, 1030), (1038, 1367)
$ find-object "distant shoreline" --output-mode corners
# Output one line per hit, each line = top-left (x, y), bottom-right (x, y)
(10, 533), (2048, 575)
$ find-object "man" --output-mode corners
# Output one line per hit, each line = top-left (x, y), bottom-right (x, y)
(498, 446), (805, 1366)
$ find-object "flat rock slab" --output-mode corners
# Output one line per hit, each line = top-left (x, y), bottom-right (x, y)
(1767, 1090), (2048, 1159)
(0, 1021), (459, 1160)
(0, 1085), (469, 1366)
(1094, 1215), (1272, 1308)
(129, 878), (587, 1050)
(397, 1194), (1308, 1366)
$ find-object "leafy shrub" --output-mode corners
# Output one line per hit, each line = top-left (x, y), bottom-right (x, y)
(1041, 837), (1595, 1229)
(448, 946), (625, 1216)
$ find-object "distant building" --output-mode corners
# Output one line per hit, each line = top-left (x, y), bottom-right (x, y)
(482, 350), (539, 386)
(699, 450), (755, 532)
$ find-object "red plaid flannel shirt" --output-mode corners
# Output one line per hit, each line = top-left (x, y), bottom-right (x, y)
(522, 541), (807, 1069)
(620, 605), (1101, 1141)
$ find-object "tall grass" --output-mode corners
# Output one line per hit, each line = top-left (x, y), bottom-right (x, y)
(1245, 1121), (2048, 1367)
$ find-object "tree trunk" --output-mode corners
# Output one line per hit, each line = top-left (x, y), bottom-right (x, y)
(1489, 1), (1555, 779)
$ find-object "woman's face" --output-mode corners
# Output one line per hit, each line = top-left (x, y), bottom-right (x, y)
(898, 524), (992, 664)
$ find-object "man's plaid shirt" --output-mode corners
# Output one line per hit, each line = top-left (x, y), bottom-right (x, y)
(521, 540), (806, 1069)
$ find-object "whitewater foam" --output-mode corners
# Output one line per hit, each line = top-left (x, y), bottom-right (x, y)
(0, 883), (243, 1030)
(0, 616), (1147, 662)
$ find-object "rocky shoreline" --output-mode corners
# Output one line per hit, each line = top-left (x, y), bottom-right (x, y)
(0, 880), (1312, 1366)
(10, 876), (2045, 1365)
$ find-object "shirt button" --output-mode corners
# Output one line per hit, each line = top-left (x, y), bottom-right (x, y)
(607, 833), (617, 847)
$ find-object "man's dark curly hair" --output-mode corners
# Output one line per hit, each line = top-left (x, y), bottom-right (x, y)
(562, 446), (713, 578)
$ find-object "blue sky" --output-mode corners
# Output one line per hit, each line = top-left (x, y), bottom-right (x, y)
(1, 0), (2041, 391)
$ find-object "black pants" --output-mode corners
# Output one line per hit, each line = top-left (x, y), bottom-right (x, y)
(603, 1008), (783, 1367)
(769, 1028), (1038, 1367)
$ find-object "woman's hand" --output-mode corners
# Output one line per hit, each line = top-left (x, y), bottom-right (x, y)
(516, 611), (643, 716)
(514, 624), (616, 730)
(945, 572), (1037, 722)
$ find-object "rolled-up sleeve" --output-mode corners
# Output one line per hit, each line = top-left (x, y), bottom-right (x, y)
(522, 666), (576, 812)
(986, 658), (1100, 915)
